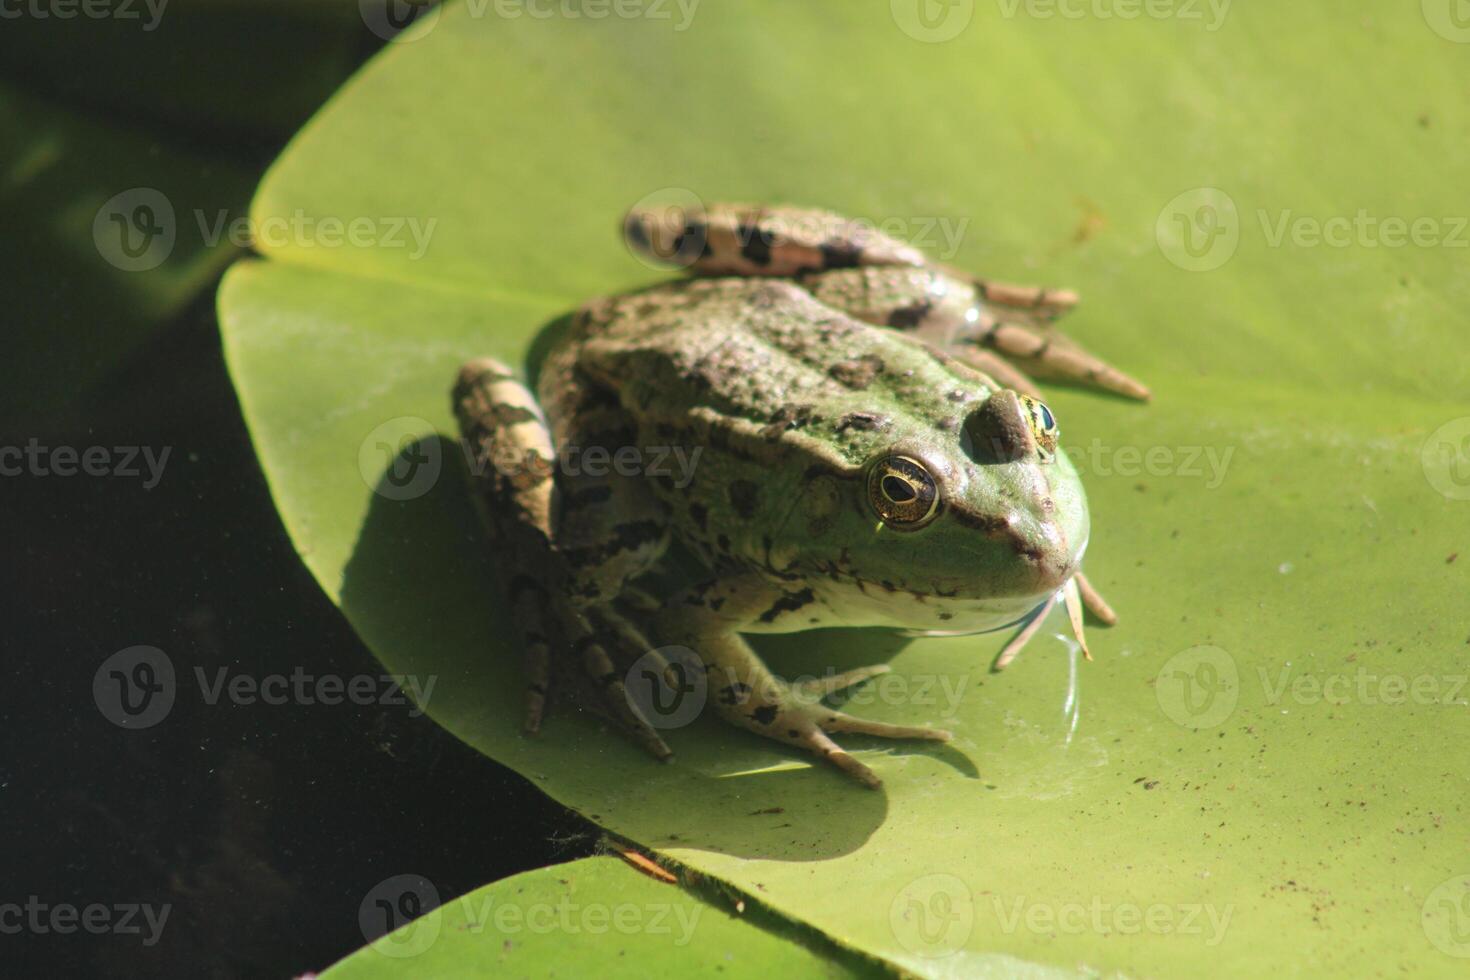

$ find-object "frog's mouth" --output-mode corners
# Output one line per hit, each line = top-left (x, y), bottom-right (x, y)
(903, 573), (1095, 670)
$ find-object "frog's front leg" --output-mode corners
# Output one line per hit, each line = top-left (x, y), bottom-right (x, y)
(655, 574), (952, 789)
(454, 358), (674, 760)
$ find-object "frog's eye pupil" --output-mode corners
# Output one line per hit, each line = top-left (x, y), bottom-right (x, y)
(1039, 403), (1055, 431)
(867, 455), (941, 530)
(881, 475), (916, 502)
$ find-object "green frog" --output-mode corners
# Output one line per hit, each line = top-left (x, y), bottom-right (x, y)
(453, 204), (1148, 787)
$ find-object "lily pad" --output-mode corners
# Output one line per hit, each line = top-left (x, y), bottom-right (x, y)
(221, 2), (1470, 975)
(320, 855), (872, 978)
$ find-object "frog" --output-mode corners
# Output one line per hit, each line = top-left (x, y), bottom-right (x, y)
(452, 203), (1148, 788)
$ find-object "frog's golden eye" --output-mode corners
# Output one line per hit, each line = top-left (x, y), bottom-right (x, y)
(1019, 395), (1060, 458)
(867, 455), (940, 530)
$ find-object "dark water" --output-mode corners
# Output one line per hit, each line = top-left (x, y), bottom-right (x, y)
(3, 9), (593, 976)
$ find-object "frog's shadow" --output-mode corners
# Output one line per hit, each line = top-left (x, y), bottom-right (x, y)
(341, 428), (981, 863)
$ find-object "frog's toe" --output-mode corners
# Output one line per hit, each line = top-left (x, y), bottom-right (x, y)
(817, 711), (953, 742)
(789, 726), (882, 789)
(791, 664), (891, 699)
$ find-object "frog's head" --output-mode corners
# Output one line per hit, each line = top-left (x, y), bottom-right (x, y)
(783, 388), (1088, 626)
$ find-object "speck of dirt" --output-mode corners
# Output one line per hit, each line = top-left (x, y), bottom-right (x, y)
(1447, 552), (1458, 564)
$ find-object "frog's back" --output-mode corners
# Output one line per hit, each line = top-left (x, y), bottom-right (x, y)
(566, 277), (998, 469)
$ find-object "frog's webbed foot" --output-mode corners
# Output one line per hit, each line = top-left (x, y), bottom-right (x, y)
(993, 574), (1118, 671)
(722, 668), (953, 789)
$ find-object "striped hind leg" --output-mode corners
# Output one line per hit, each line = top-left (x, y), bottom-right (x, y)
(453, 358), (672, 759)
(624, 202), (927, 277)
(794, 264), (1150, 401)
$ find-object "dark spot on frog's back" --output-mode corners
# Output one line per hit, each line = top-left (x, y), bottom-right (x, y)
(688, 501), (709, 531)
(828, 354), (884, 390)
(836, 411), (887, 433)
(728, 479), (760, 519)
(887, 301), (932, 329)
(820, 241), (862, 269)
(738, 224), (774, 265)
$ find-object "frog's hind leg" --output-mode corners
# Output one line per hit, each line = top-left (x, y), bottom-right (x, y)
(624, 203), (926, 278)
(797, 265), (1150, 401)
(453, 359), (672, 760)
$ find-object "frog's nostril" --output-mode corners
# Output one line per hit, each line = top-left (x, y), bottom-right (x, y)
(963, 389), (1036, 464)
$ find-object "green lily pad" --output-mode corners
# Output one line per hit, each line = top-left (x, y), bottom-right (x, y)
(221, 2), (1470, 975)
(320, 855), (871, 978)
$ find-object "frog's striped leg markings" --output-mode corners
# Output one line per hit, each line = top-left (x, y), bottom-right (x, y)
(454, 359), (672, 759)
(454, 358), (560, 731)
(657, 574), (951, 789)
(624, 203), (926, 278)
